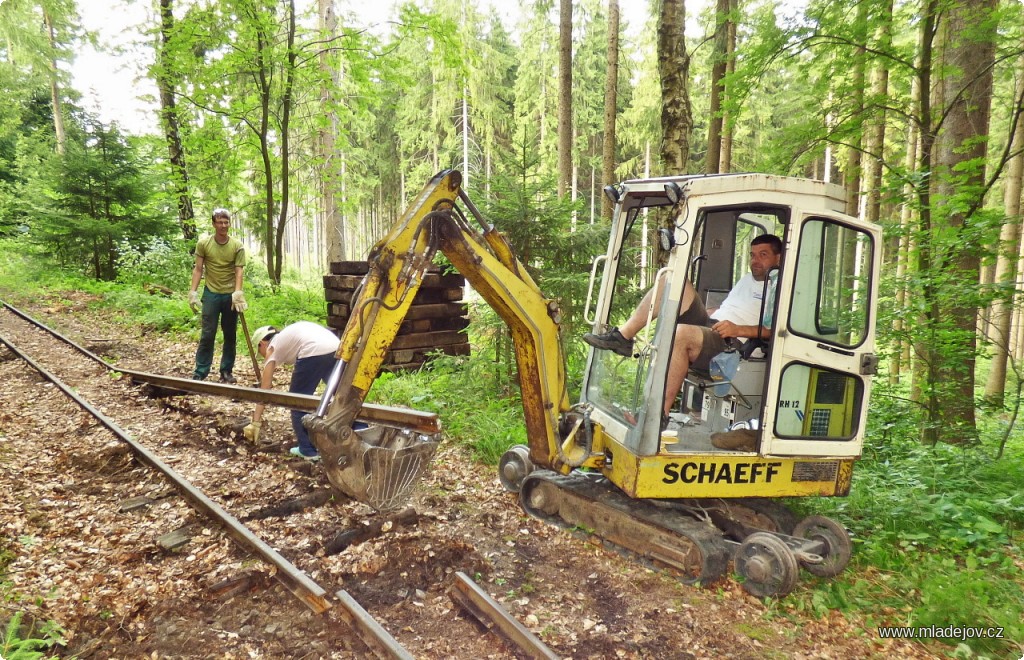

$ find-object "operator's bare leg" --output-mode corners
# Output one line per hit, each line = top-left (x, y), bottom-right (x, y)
(620, 275), (699, 340)
(664, 324), (706, 415)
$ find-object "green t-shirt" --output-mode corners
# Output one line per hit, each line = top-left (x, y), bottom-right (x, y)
(197, 235), (245, 293)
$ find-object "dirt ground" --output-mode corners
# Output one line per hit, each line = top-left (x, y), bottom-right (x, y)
(0, 291), (945, 659)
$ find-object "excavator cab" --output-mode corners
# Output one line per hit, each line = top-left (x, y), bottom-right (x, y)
(579, 174), (880, 498)
(511, 174), (881, 596)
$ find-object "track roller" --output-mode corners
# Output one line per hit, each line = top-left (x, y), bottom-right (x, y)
(733, 532), (799, 598)
(498, 444), (534, 492)
(792, 515), (852, 577)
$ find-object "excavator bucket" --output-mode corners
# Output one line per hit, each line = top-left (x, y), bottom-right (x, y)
(326, 425), (440, 512)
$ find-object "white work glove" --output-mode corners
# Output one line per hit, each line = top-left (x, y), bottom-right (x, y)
(243, 421), (261, 443)
(188, 290), (200, 313)
(231, 290), (248, 312)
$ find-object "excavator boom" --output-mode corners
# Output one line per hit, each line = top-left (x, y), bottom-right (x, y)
(306, 170), (571, 505)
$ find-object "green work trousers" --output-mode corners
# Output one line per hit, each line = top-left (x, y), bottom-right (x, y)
(193, 287), (237, 379)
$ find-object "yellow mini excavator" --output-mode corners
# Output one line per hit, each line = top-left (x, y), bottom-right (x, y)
(305, 169), (881, 598)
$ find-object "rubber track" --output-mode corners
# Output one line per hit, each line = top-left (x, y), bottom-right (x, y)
(520, 471), (732, 584)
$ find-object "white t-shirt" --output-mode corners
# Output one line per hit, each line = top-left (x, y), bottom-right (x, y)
(266, 321), (339, 366)
(711, 273), (772, 327)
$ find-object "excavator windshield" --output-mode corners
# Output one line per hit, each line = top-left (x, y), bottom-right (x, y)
(584, 195), (785, 443)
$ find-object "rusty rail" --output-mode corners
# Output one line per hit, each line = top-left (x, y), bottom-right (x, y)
(448, 571), (559, 659)
(334, 591), (415, 660)
(1, 302), (440, 435)
(0, 331), (332, 614)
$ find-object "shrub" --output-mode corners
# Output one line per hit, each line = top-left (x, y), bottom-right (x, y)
(115, 237), (194, 291)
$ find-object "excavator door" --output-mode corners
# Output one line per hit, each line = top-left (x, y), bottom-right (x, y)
(759, 211), (880, 457)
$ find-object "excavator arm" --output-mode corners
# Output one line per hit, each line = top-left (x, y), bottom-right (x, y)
(306, 170), (574, 503)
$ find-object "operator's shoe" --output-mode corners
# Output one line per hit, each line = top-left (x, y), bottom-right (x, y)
(219, 371), (236, 384)
(582, 327), (634, 357)
(289, 446), (321, 462)
(192, 373), (206, 381)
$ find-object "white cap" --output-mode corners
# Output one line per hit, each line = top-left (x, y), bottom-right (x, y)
(251, 325), (277, 345)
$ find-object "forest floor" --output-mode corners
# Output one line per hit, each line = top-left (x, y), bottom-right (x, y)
(0, 291), (948, 659)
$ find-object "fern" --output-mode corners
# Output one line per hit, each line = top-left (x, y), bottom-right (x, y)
(1, 612), (60, 660)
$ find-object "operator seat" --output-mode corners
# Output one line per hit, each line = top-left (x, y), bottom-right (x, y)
(681, 338), (768, 434)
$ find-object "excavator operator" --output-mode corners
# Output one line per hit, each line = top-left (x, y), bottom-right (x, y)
(584, 234), (782, 423)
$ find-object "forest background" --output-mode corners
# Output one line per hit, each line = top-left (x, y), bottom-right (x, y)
(1, 0), (1024, 656)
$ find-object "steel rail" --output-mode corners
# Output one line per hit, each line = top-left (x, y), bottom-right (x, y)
(0, 302), (440, 435)
(448, 572), (559, 660)
(334, 590), (415, 660)
(0, 331), (332, 614)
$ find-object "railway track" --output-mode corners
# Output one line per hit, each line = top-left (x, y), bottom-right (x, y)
(0, 301), (556, 659)
(0, 297), (927, 659)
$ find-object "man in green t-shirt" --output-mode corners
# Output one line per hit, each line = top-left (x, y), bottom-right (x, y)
(188, 208), (247, 382)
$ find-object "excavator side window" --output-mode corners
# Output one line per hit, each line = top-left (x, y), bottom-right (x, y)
(787, 218), (873, 348)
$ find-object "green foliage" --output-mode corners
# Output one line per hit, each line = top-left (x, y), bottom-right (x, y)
(0, 240), (65, 298)
(1, 536), (64, 659)
(481, 124), (606, 337)
(368, 352), (527, 465)
(100, 285), (194, 335)
(115, 237), (195, 291)
(243, 272), (335, 331)
(1, 612), (64, 660)
(19, 117), (174, 281)
(789, 395), (1024, 655)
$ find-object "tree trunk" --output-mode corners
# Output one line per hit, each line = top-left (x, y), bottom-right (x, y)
(984, 39), (1024, 405)
(1014, 218), (1024, 363)
(157, 0), (196, 241)
(863, 0), (891, 228)
(928, 0), (997, 443)
(273, 0), (297, 285)
(557, 0), (572, 197)
(320, 0), (345, 265)
(719, 0), (736, 173)
(888, 4), (913, 388)
(705, 0), (729, 174)
(658, 0), (691, 173)
(42, 8), (66, 156)
(912, 0), (938, 440)
(844, 1), (868, 217)
(601, 0), (620, 220)
(252, 12), (277, 285)
(463, 92), (470, 190)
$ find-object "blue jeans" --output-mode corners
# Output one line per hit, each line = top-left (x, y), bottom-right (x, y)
(291, 352), (338, 456)
(193, 288), (237, 379)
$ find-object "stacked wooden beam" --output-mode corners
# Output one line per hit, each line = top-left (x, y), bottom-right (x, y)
(324, 262), (471, 371)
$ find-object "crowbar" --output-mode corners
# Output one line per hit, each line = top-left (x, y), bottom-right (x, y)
(238, 311), (262, 386)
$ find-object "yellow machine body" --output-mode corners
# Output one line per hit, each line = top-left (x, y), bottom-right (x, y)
(309, 170), (880, 596)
